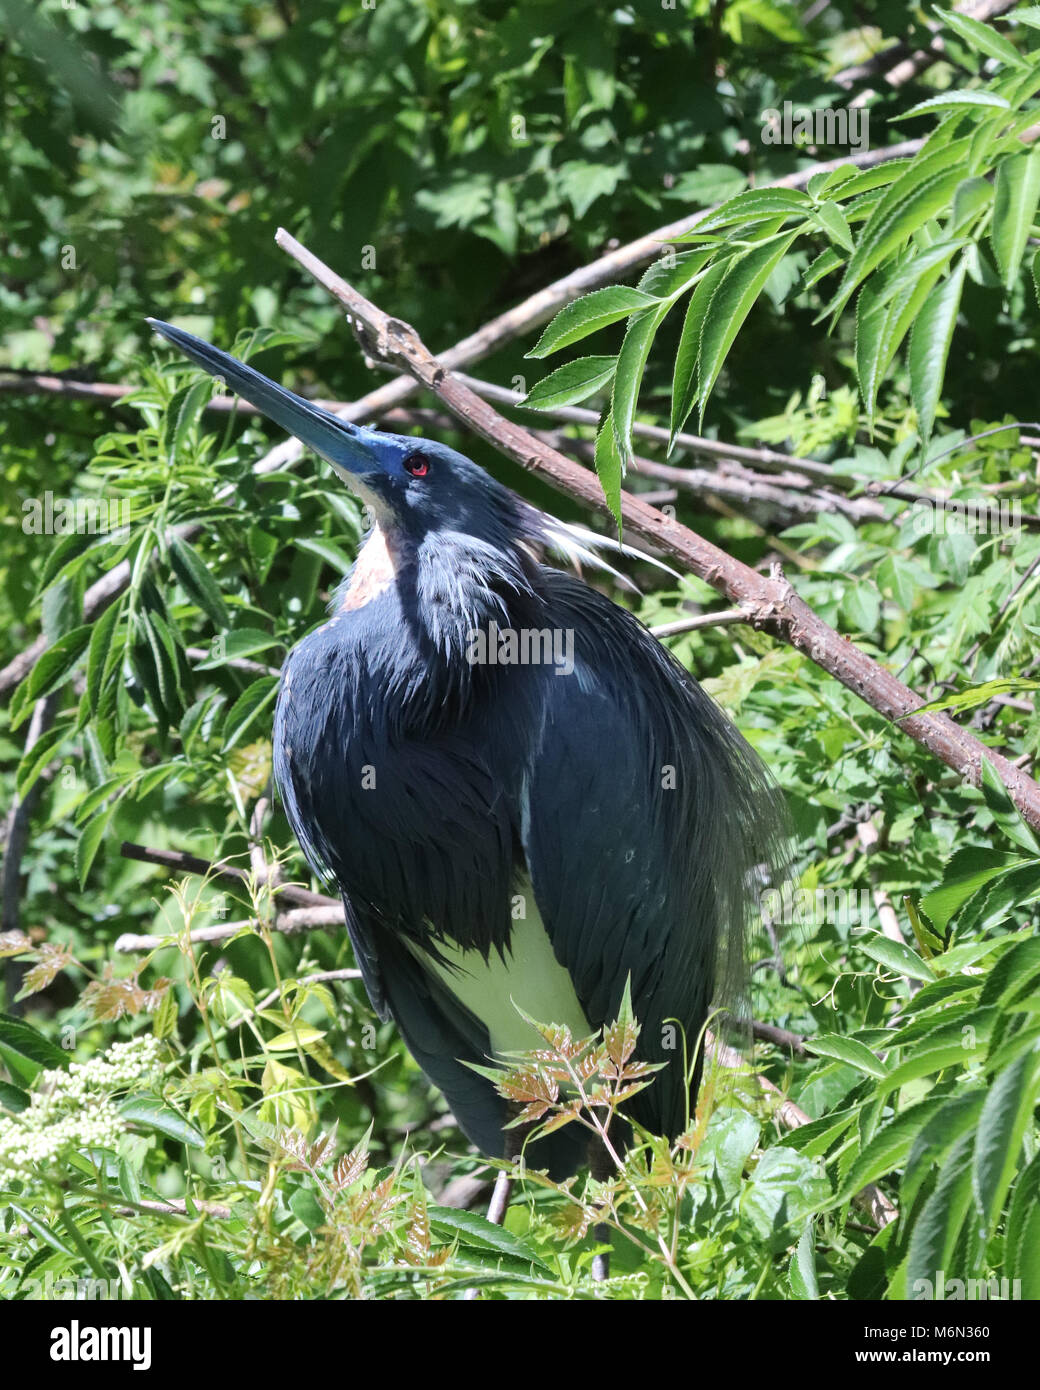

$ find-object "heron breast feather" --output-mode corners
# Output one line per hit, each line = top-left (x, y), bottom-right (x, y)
(340, 526), (398, 612)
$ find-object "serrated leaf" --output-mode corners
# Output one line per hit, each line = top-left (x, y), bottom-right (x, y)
(893, 92), (1011, 120)
(669, 258), (729, 444)
(119, 1096), (206, 1148)
(526, 287), (660, 358)
(0, 1012), (69, 1083)
(825, 142), (971, 320)
(429, 1208), (553, 1272)
(991, 148), (1040, 292)
(86, 600), (123, 715)
(594, 411), (624, 532)
(812, 201), (854, 252)
(857, 935), (935, 982)
(697, 232), (799, 418)
(25, 624), (92, 702)
(907, 676), (1040, 719)
(678, 186), (810, 237)
(789, 1228), (818, 1299)
(162, 378), (213, 464)
(612, 300), (672, 465)
(836, 1096), (947, 1202)
(1006, 1151), (1040, 1297)
(935, 7), (1027, 68)
(980, 756), (1040, 854)
(923, 846), (1034, 934)
(909, 258), (966, 446)
(169, 535), (230, 629)
(222, 676), (279, 751)
(906, 1131), (975, 1287)
(294, 537), (356, 576)
(808, 1034), (886, 1078)
(522, 356), (616, 411)
(972, 1045), (1039, 1235)
(76, 804), (117, 888)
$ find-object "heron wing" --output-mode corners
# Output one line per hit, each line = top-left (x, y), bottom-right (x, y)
(519, 570), (777, 1137)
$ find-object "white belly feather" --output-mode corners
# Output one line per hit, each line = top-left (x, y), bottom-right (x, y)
(408, 884), (590, 1059)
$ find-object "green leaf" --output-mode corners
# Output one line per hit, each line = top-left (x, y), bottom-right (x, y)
(812, 201), (854, 252)
(881, 1040), (970, 1094)
(991, 148), (1040, 292)
(522, 356), (617, 411)
(612, 300), (672, 465)
(972, 1046), (1039, 1235)
(169, 535), (230, 629)
(0, 1081), (30, 1112)
(857, 935), (935, 983)
(909, 258), (966, 446)
(526, 287), (659, 359)
(85, 600), (123, 715)
(923, 839), (1034, 928)
(162, 378), (213, 463)
(429, 1207), (553, 1272)
(636, 247), (715, 298)
(789, 1228), (818, 1299)
(15, 719), (72, 800)
(289, 1186), (326, 1232)
(808, 1034), (886, 1079)
(7, 1203), (76, 1261)
(669, 258), (729, 444)
(119, 1095), (206, 1148)
(934, 7), (1027, 68)
(825, 141), (971, 320)
(594, 411), (624, 532)
(835, 1096), (948, 1202)
(840, 581), (880, 634)
(1006, 1151), (1040, 1298)
(0, 1012), (68, 1083)
(77, 803), (117, 888)
(893, 92), (1011, 120)
(980, 756), (1040, 854)
(907, 677), (1040, 718)
(293, 537), (356, 576)
(222, 675), (279, 751)
(906, 1131), (975, 1288)
(697, 232), (799, 418)
(679, 186), (810, 237)
(25, 624), (93, 702)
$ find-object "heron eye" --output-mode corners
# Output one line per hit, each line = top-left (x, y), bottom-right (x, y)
(405, 452), (430, 478)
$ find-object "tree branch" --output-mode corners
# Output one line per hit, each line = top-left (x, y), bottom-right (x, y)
(0, 138), (922, 702)
(273, 228), (1040, 834)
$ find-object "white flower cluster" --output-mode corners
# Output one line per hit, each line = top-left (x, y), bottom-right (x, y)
(0, 1035), (163, 1181)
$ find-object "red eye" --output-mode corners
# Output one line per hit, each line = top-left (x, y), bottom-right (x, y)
(405, 452), (430, 478)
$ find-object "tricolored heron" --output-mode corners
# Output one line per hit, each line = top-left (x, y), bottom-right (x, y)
(147, 318), (784, 1187)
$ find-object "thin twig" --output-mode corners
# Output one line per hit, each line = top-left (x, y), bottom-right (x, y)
(650, 609), (748, 638)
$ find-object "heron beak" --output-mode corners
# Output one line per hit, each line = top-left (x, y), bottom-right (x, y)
(145, 319), (383, 477)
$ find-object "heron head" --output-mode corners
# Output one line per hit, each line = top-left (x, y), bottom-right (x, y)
(146, 320), (522, 550)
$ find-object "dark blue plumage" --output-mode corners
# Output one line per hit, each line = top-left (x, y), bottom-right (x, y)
(147, 318), (784, 1178)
